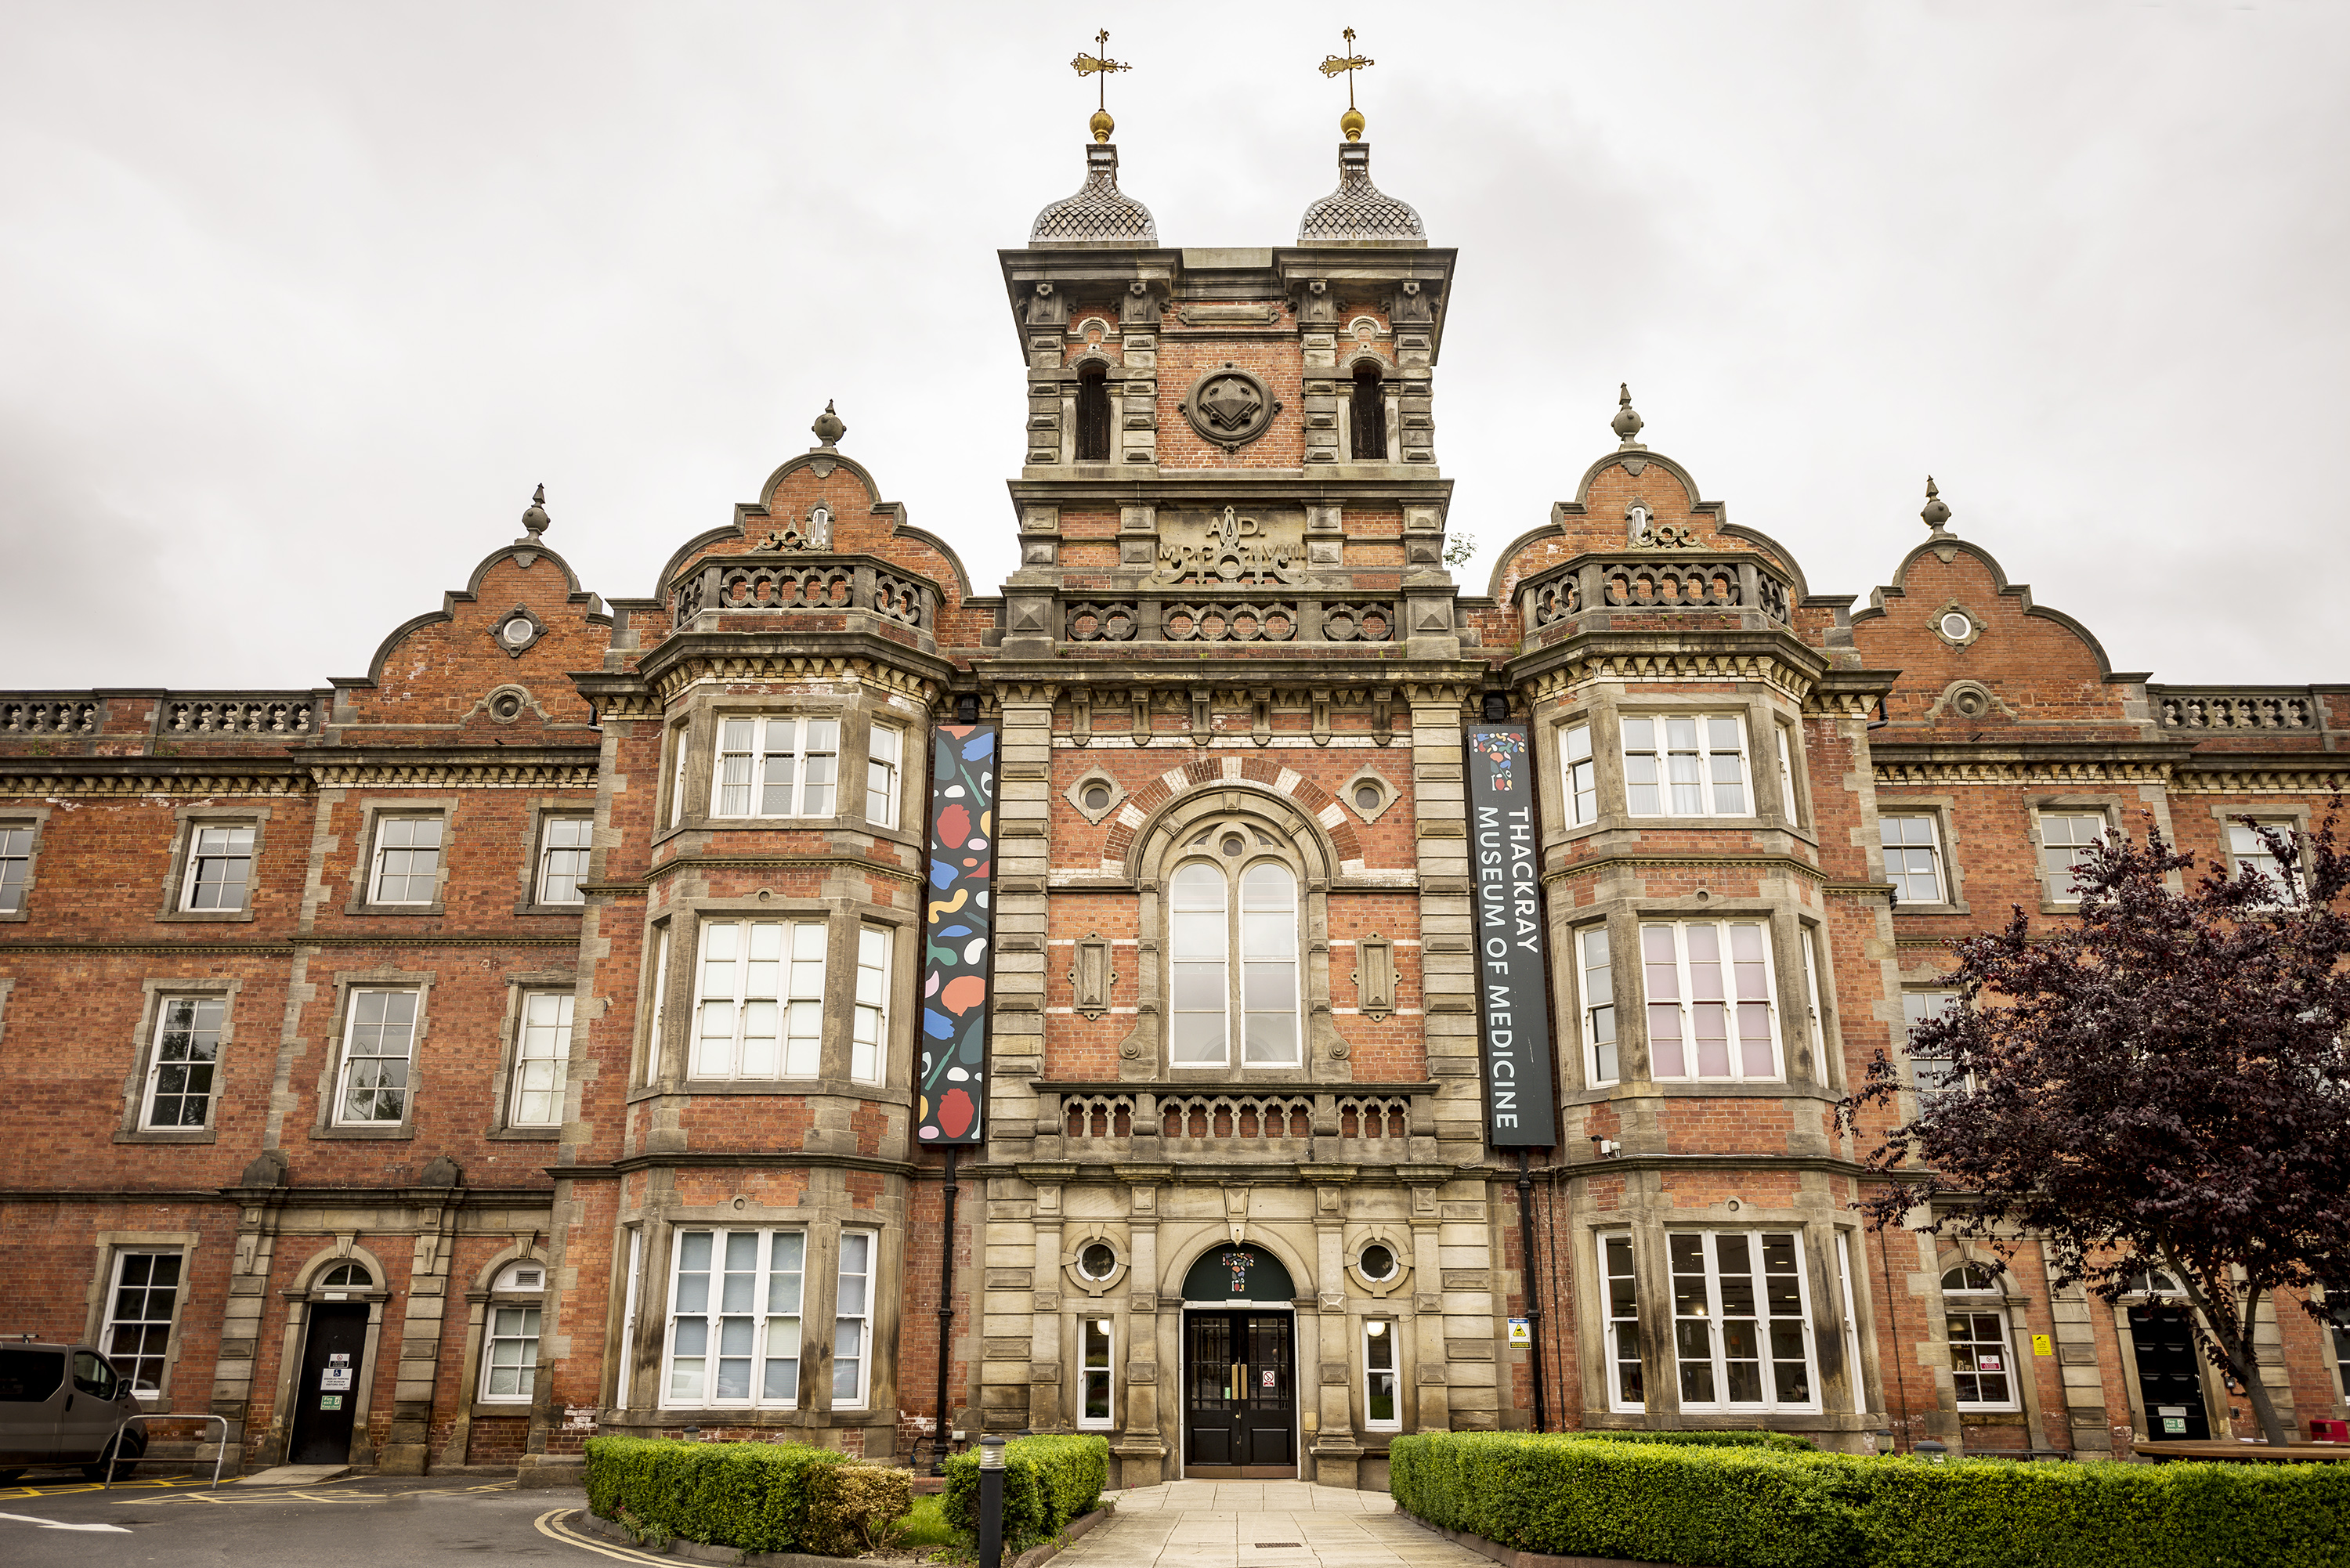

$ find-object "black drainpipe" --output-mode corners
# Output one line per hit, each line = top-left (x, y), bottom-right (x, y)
(1518, 1148), (1547, 1433)
(932, 1145), (960, 1475)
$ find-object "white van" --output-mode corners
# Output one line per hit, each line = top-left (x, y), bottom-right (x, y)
(0, 1342), (147, 1483)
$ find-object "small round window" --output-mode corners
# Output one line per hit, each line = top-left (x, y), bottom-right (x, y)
(1083, 784), (1112, 811)
(1354, 782), (1382, 813)
(500, 616), (535, 649)
(1220, 833), (1245, 857)
(1940, 611), (1972, 642)
(1359, 1243), (1397, 1282)
(1076, 1242), (1118, 1281)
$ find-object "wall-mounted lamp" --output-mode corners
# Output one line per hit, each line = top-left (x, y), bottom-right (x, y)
(1589, 1136), (1621, 1158)
(955, 694), (981, 724)
(1480, 692), (1511, 722)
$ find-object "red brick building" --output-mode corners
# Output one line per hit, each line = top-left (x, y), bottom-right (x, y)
(2, 125), (2345, 1485)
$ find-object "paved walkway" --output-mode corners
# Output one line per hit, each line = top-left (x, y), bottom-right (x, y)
(1062, 1482), (1484, 1568)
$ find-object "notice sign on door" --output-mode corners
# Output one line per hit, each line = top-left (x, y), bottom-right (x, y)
(319, 1394), (344, 1411)
(320, 1367), (352, 1390)
(1261, 1367), (1277, 1389)
(1508, 1317), (1531, 1347)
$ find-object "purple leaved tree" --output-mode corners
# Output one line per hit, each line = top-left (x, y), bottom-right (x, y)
(1843, 807), (2350, 1448)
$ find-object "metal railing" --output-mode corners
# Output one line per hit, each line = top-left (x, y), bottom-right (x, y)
(103, 1412), (230, 1490)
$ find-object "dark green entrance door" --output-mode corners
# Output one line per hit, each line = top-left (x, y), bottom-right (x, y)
(2128, 1304), (2211, 1441)
(1184, 1311), (1295, 1468)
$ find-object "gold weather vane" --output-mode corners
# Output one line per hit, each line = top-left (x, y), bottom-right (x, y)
(1318, 27), (1375, 141)
(1072, 29), (1131, 143)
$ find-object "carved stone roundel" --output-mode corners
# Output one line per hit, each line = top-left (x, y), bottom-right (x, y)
(1180, 365), (1280, 451)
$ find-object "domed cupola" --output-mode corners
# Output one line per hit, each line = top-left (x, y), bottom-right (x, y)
(1297, 30), (1425, 244)
(1029, 34), (1157, 245)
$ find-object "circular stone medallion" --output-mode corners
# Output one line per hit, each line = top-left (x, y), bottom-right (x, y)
(1179, 365), (1280, 451)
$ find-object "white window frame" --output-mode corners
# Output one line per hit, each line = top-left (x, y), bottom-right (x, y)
(1560, 723), (1596, 827)
(1600, 1232), (1643, 1413)
(1881, 814), (1946, 905)
(850, 925), (891, 1086)
(1362, 1319), (1401, 1432)
(866, 724), (904, 827)
(1800, 926), (1827, 1068)
(1835, 1231), (1867, 1414)
(616, 1229), (642, 1410)
(711, 716), (841, 819)
(668, 722), (690, 829)
(479, 1261), (547, 1404)
(692, 919), (826, 1081)
(142, 994), (226, 1129)
(101, 1249), (183, 1396)
(0, 822), (34, 912)
(1941, 1264), (2021, 1411)
(334, 988), (419, 1125)
(2227, 822), (2300, 904)
(641, 924), (671, 1087)
(1578, 926), (1618, 1086)
(1903, 989), (1968, 1101)
(833, 1231), (874, 1411)
(367, 815), (444, 905)
(1639, 919), (1784, 1082)
(180, 823), (256, 912)
(1079, 1314), (1115, 1429)
(1774, 723), (1800, 822)
(2037, 811), (2110, 905)
(1167, 850), (1302, 1070)
(1666, 1229), (1821, 1414)
(661, 1227), (806, 1410)
(1622, 714), (1753, 818)
(508, 990), (573, 1128)
(537, 815), (593, 905)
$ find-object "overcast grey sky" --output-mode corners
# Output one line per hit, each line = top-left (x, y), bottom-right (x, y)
(2, 2), (2344, 692)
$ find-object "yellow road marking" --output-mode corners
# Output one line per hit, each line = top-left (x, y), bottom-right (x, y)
(536, 1508), (678, 1566)
(0, 1476), (193, 1500)
(139, 1480), (519, 1507)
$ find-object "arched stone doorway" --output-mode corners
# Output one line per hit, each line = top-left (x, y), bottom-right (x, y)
(1180, 1244), (1298, 1476)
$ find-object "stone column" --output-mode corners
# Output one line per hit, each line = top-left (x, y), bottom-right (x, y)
(1112, 1170), (1170, 1486)
(1307, 1176), (1362, 1487)
(1405, 1176), (1450, 1431)
(1025, 1169), (1072, 1432)
(381, 1177), (460, 1474)
(216, 1177), (284, 1469)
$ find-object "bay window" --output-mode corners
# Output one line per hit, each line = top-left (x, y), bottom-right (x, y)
(663, 1228), (804, 1408)
(866, 724), (904, 826)
(834, 1232), (873, 1410)
(1640, 920), (1781, 1082)
(1600, 1234), (1643, 1411)
(1668, 1230), (1819, 1412)
(693, 919), (826, 1079)
(1578, 927), (1618, 1085)
(1623, 715), (1750, 817)
(1560, 724), (1596, 826)
(713, 717), (840, 818)
(850, 925), (891, 1085)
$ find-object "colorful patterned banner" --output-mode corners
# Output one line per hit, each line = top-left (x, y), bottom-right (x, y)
(916, 723), (996, 1144)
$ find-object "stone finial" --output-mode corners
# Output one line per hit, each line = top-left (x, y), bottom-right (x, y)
(1612, 384), (1646, 450)
(519, 482), (550, 538)
(1922, 475), (1952, 533)
(812, 400), (846, 450)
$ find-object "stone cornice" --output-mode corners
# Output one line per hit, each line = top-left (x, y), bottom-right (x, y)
(0, 762), (308, 798)
(1513, 632), (1831, 706)
(1543, 853), (1828, 887)
(0, 934), (582, 955)
(634, 640), (952, 707)
(1549, 1151), (1881, 1181)
(642, 854), (924, 887)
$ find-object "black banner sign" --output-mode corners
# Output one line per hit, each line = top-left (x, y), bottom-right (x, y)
(1465, 725), (1559, 1148)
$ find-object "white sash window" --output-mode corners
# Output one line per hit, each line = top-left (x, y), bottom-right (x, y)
(833, 1233), (873, 1410)
(1622, 715), (1750, 817)
(663, 1228), (804, 1408)
(1668, 1230), (1819, 1412)
(1640, 920), (1781, 1082)
(713, 717), (840, 818)
(850, 925), (891, 1085)
(693, 919), (826, 1079)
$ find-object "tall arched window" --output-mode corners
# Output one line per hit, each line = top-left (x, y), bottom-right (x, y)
(1350, 362), (1386, 461)
(1167, 836), (1300, 1068)
(1940, 1263), (2019, 1411)
(1076, 367), (1112, 462)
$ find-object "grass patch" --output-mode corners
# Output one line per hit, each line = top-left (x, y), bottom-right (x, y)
(891, 1494), (960, 1550)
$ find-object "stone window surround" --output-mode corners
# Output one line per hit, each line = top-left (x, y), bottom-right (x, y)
(155, 803), (275, 923)
(115, 975), (244, 1144)
(1536, 695), (1816, 846)
(465, 1246), (551, 1409)
(1557, 896), (1837, 1098)
(1339, 763), (1401, 825)
(629, 1205), (898, 1424)
(0, 803), (55, 923)
(80, 1229), (201, 1404)
(1050, 348), (1150, 469)
(1063, 1231), (1130, 1298)
(634, 893), (916, 1099)
(515, 799), (599, 916)
(1934, 1247), (2034, 1419)
(483, 970), (579, 1140)
(631, 916), (674, 1090)
(265, 1244), (396, 1469)
(2027, 795), (2146, 913)
(2206, 801), (2312, 884)
(1872, 795), (1971, 916)
(344, 796), (460, 916)
(1573, 1215), (1871, 1428)
(309, 967), (436, 1140)
(653, 686), (926, 852)
(1065, 766), (1127, 826)
(1116, 782), (1348, 1085)
(1335, 345), (1399, 468)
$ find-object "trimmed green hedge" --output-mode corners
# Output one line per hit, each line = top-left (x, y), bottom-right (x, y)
(942, 1434), (1109, 1554)
(583, 1436), (910, 1557)
(1388, 1432), (2350, 1568)
(1568, 1429), (1817, 1453)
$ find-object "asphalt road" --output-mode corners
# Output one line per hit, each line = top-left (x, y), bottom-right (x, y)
(0, 1472), (591, 1566)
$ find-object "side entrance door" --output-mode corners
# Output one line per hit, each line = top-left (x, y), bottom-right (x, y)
(1183, 1311), (1295, 1472)
(2128, 1303), (2212, 1441)
(287, 1305), (369, 1465)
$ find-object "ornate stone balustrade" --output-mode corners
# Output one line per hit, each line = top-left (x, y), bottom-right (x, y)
(161, 696), (320, 737)
(1, 699), (99, 735)
(1044, 1086), (1429, 1162)
(1520, 552), (1793, 634)
(2150, 688), (2320, 733)
(672, 555), (935, 631)
(1063, 598), (1393, 644)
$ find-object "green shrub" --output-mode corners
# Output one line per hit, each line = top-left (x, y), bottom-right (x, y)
(1387, 1432), (2350, 1568)
(584, 1436), (910, 1557)
(1569, 1429), (1817, 1453)
(942, 1434), (1110, 1554)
